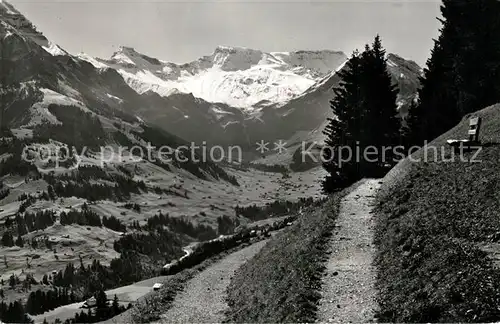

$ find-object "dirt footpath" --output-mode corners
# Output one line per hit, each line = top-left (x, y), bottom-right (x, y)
(155, 240), (268, 323)
(317, 179), (381, 323)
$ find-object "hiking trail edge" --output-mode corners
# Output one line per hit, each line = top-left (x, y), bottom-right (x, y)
(317, 179), (381, 323)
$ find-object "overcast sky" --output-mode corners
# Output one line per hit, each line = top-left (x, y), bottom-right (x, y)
(9, 0), (442, 67)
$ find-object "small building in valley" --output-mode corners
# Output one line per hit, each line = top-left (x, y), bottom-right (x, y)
(82, 296), (97, 308)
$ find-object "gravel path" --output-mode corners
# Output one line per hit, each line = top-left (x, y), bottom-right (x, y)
(155, 240), (268, 323)
(317, 179), (381, 323)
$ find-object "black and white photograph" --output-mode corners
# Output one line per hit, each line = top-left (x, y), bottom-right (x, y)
(0, 0), (499, 323)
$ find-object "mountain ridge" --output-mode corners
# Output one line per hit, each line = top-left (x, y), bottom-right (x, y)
(0, 0), (421, 149)
(79, 44), (349, 109)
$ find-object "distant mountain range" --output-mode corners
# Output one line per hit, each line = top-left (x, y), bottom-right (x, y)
(0, 0), (422, 149)
(80, 45), (348, 109)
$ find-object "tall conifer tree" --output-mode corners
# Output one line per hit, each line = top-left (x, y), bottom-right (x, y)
(410, 0), (500, 145)
(362, 35), (400, 155)
(322, 36), (400, 192)
(322, 51), (364, 191)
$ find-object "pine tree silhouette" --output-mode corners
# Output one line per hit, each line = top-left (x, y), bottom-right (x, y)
(410, 0), (500, 145)
(322, 36), (400, 192)
(361, 35), (400, 168)
(322, 51), (364, 192)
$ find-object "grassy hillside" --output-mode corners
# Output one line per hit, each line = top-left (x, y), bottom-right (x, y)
(375, 103), (500, 322)
(224, 186), (356, 322)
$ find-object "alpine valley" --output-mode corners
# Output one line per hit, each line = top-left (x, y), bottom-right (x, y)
(0, 1), (422, 323)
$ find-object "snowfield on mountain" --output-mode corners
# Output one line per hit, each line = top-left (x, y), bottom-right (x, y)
(79, 46), (348, 109)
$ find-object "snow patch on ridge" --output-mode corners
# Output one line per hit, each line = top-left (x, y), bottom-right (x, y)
(106, 93), (123, 103)
(222, 120), (239, 128)
(76, 53), (109, 69)
(42, 42), (67, 56)
(117, 69), (179, 96)
(3, 29), (12, 39)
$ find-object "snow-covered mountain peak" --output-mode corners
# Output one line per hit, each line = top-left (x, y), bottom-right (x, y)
(110, 46), (139, 66)
(117, 45), (136, 52)
(210, 45), (266, 71)
(272, 49), (348, 78)
(212, 45), (259, 56)
(108, 46), (164, 68)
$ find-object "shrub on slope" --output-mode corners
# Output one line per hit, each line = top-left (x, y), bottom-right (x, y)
(224, 190), (349, 322)
(375, 103), (500, 322)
